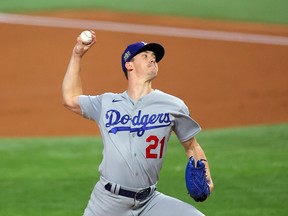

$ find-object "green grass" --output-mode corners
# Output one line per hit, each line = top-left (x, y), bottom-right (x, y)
(0, 0), (288, 24)
(0, 123), (287, 215)
(0, 137), (102, 216)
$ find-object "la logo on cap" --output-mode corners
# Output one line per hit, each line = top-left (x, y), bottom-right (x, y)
(123, 51), (131, 61)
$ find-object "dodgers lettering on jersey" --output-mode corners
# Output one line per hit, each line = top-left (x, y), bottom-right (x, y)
(105, 109), (172, 137)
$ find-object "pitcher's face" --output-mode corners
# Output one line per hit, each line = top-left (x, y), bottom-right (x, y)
(131, 50), (159, 80)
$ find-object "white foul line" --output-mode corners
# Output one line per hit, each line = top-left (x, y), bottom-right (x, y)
(1, 13), (288, 46)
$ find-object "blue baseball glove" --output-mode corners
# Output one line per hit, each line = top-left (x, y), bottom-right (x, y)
(185, 156), (210, 202)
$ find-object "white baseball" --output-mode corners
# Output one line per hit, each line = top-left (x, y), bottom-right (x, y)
(80, 30), (93, 44)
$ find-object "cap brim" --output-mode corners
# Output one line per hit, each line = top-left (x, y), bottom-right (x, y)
(134, 43), (165, 62)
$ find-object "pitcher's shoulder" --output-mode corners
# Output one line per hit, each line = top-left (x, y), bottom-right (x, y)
(154, 89), (184, 103)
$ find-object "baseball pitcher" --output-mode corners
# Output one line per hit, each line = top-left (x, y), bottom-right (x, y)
(62, 30), (214, 216)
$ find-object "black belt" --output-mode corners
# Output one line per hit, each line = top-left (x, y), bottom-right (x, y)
(104, 183), (154, 201)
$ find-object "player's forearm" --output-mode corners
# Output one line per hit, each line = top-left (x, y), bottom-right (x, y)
(192, 144), (214, 192)
(183, 138), (214, 192)
(62, 54), (83, 108)
(182, 138), (203, 160)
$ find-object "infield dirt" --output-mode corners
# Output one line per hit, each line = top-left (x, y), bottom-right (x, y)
(1, 10), (288, 137)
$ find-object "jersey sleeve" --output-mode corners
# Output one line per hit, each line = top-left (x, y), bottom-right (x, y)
(173, 102), (201, 143)
(78, 95), (102, 122)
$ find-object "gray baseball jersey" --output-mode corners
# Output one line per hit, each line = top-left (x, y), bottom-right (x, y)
(79, 89), (201, 188)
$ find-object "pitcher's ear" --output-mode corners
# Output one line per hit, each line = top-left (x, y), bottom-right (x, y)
(125, 62), (132, 70)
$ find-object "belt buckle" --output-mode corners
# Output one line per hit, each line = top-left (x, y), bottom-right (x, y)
(134, 187), (151, 201)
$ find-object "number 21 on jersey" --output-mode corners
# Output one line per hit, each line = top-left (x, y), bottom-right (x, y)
(146, 135), (166, 159)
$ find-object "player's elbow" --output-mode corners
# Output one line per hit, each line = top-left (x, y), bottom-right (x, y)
(63, 96), (82, 115)
(62, 99), (73, 110)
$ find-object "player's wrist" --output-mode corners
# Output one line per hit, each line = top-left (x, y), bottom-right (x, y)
(207, 180), (214, 192)
(72, 48), (84, 59)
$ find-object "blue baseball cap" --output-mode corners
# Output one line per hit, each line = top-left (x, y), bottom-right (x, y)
(121, 42), (165, 72)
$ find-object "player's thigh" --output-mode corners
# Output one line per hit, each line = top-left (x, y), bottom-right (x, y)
(144, 191), (205, 216)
